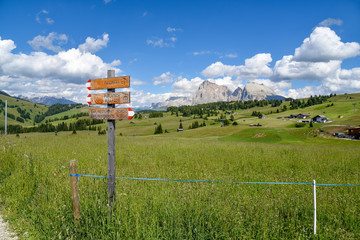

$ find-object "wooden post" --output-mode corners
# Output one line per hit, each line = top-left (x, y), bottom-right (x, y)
(107, 70), (116, 209)
(5, 100), (7, 136)
(313, 179), (317, 235)
(70, 160), (81, 223)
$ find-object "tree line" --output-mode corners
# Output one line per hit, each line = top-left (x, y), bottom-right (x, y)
(0, 119), (104, 134)
(167, 99), (283, 117)
(289, 94), (334, 110)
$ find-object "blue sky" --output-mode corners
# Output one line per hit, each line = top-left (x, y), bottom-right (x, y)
(0, 0), (360, 107)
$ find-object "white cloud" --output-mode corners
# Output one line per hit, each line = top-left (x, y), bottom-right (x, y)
(169, 37), (177, 43)
(146, 37), (176, 48)
(167, 27), (182, 33)
(46, 18), (54, 24)
(209, 76), (242, 91)
(132, 79), (147, 86)
(153, 72), (174, 85)
(129, 58), (137, 64)
(193, 50), (211, 56)
(323, 68), (360, 92)
(319, 18), (343, 27)
(286, 85), (328, 99)
(272, 55), (341, 81)
(142, 11), (148, 17)
(171, 77), (204, 96)
(28, 32), (68, 52)
(147, 38), (165, 47)
(167, 27), (176, 32)
(201, 53), (273, 79)
(0, 35), (121, 86)
(223, 53), (238, 58)
(104, 0), (112, 4)
(293, 27), (360, 62)
(130, 89), (171, 108)
(36, 10), (54, 24)
(78, 33), (109, 53)
(252, 79), (291, 95)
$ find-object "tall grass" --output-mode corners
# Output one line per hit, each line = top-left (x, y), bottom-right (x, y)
(0, 132), (359, 239)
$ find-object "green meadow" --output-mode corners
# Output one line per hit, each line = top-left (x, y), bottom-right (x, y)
(0, 93), (360, 239)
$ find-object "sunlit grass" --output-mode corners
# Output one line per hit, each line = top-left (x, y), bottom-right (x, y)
(1, 132), (359, 239)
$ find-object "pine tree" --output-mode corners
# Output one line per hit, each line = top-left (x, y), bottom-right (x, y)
(154, 124), (163, 134)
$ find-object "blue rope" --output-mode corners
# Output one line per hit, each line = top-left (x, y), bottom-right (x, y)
(70, 174), (360, 187)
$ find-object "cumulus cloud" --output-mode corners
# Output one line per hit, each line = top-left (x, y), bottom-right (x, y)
(171, 77), (204, 96)
(153, 72), (174, 85)
(293, 27), (360, 62)
(209, 76), (242, 91)
(28, 32), (68, 52)
(130, 89), (171, 108)
(272, 55), (341, 81)
(78, 33), (109, 53)
(319, 18), (343, 27)
(286, 85), (327, 99)
(201, 53), (273, 79)
(0, 35), (121, 86)
(252, 79), (291, 95)
(272, 26), (360, 94)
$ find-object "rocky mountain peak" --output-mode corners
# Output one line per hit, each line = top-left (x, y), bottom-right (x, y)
(242, 82), (277, 101)
(151, 81), (284, 109)
(192, 80), (232, 105)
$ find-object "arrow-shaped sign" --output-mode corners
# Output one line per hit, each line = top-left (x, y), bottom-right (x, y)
(89, 108), (135, 120)
(86, 76), (130, 90)
(87, 92), (130, 105)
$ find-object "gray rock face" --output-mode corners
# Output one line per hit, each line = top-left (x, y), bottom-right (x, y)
(192, 80), (232, 105)
(231, 87), (243, 101)
(151, 81), (285, 109)
(241, 82), (277, 101)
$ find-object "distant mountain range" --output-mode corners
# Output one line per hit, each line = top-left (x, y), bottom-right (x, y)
(151, 81), (285, 109)
(18, 95), (77, 106)
(0, 90), (10, 96)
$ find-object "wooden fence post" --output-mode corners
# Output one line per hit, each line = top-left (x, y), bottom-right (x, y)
(70, 160), (81, 223)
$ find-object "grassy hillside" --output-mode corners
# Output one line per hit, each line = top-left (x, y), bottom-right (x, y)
(1, 92), (359, 136)
(0, 92), (359, 239)
(1, 130), (359, 239)
(0, 94), (90, 131)
(0, 93), (47, 127)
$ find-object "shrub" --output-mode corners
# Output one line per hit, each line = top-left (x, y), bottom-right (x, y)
(295, 122), (306, 128)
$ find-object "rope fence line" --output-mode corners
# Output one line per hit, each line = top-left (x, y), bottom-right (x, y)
(68, 171), (359, 235)
(69, 173), (360, 187)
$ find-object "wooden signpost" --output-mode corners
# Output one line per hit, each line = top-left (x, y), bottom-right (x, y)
(87, 70), (133, 211)
(86, 76), (130, 90)
(87, 92), (130, 105)
(89, 108), (135, 120)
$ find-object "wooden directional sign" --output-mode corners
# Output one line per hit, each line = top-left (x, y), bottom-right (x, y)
(86, 76), (130, 90)
(89, 108), (135, 120)
(87, 92), (130, 105)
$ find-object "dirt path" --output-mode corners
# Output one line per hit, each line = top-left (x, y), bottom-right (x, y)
(0, 214), (18, 240)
